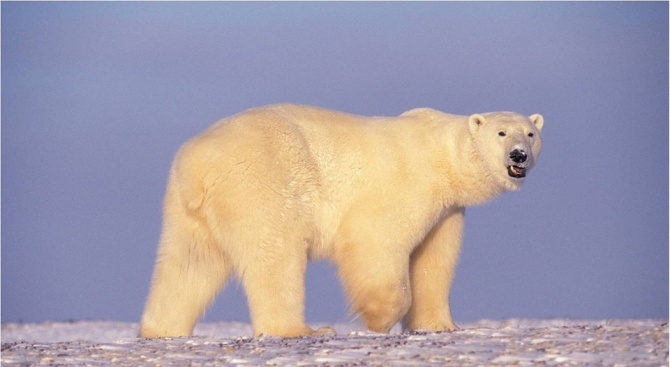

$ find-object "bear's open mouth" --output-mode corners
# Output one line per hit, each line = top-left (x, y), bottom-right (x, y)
(507, 165), (526, 178)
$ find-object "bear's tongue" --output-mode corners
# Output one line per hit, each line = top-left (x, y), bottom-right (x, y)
(507, 165), (526, 178)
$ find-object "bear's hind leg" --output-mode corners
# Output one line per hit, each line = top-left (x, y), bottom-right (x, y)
(238, 233), (332, 338)
(139, 204), (230, 338)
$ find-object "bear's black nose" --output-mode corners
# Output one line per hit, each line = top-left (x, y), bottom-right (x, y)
(510, 149), (527, 163)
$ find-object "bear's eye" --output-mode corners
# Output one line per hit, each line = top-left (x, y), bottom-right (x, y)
(498, 131), (506, 137)
(528, 132), (534, 138)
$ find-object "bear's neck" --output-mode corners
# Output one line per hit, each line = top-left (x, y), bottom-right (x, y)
(434, 125), (507, 208)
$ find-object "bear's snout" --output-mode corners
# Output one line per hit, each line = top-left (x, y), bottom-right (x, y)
(509, 149), (527, 164)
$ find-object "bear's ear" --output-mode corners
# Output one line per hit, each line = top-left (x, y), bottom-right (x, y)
(468, 114), (486, 134)
(529, 114), (544, 131)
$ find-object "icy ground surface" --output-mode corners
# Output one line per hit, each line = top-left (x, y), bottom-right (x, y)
(2, 319), (668, 366)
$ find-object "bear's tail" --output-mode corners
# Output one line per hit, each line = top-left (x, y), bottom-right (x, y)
(170, 139), (209, 213)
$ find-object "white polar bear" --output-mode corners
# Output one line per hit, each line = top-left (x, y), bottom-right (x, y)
(140, 104), (543, 338)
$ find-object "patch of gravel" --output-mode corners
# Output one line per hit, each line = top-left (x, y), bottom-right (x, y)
(2, 319), (667, 366)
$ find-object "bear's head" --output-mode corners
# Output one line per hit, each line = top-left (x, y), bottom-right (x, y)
(468, 112), (544, 191)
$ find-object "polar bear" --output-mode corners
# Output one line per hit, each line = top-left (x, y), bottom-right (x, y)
(139, 104), (543, 338)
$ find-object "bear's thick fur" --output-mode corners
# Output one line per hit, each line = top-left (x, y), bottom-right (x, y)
(140, 104), (543, 338)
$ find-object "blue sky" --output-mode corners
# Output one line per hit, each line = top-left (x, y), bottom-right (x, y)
(2, 2), (668, 325)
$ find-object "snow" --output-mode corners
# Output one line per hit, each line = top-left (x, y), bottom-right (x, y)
(2, 319), (667, 366)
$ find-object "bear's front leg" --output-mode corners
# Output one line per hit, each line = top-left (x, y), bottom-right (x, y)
(402, 207), (465, 332)
(335, 241), (412, 333)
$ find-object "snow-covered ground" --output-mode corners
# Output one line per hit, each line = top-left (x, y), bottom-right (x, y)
(2, 319), (667, 366)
